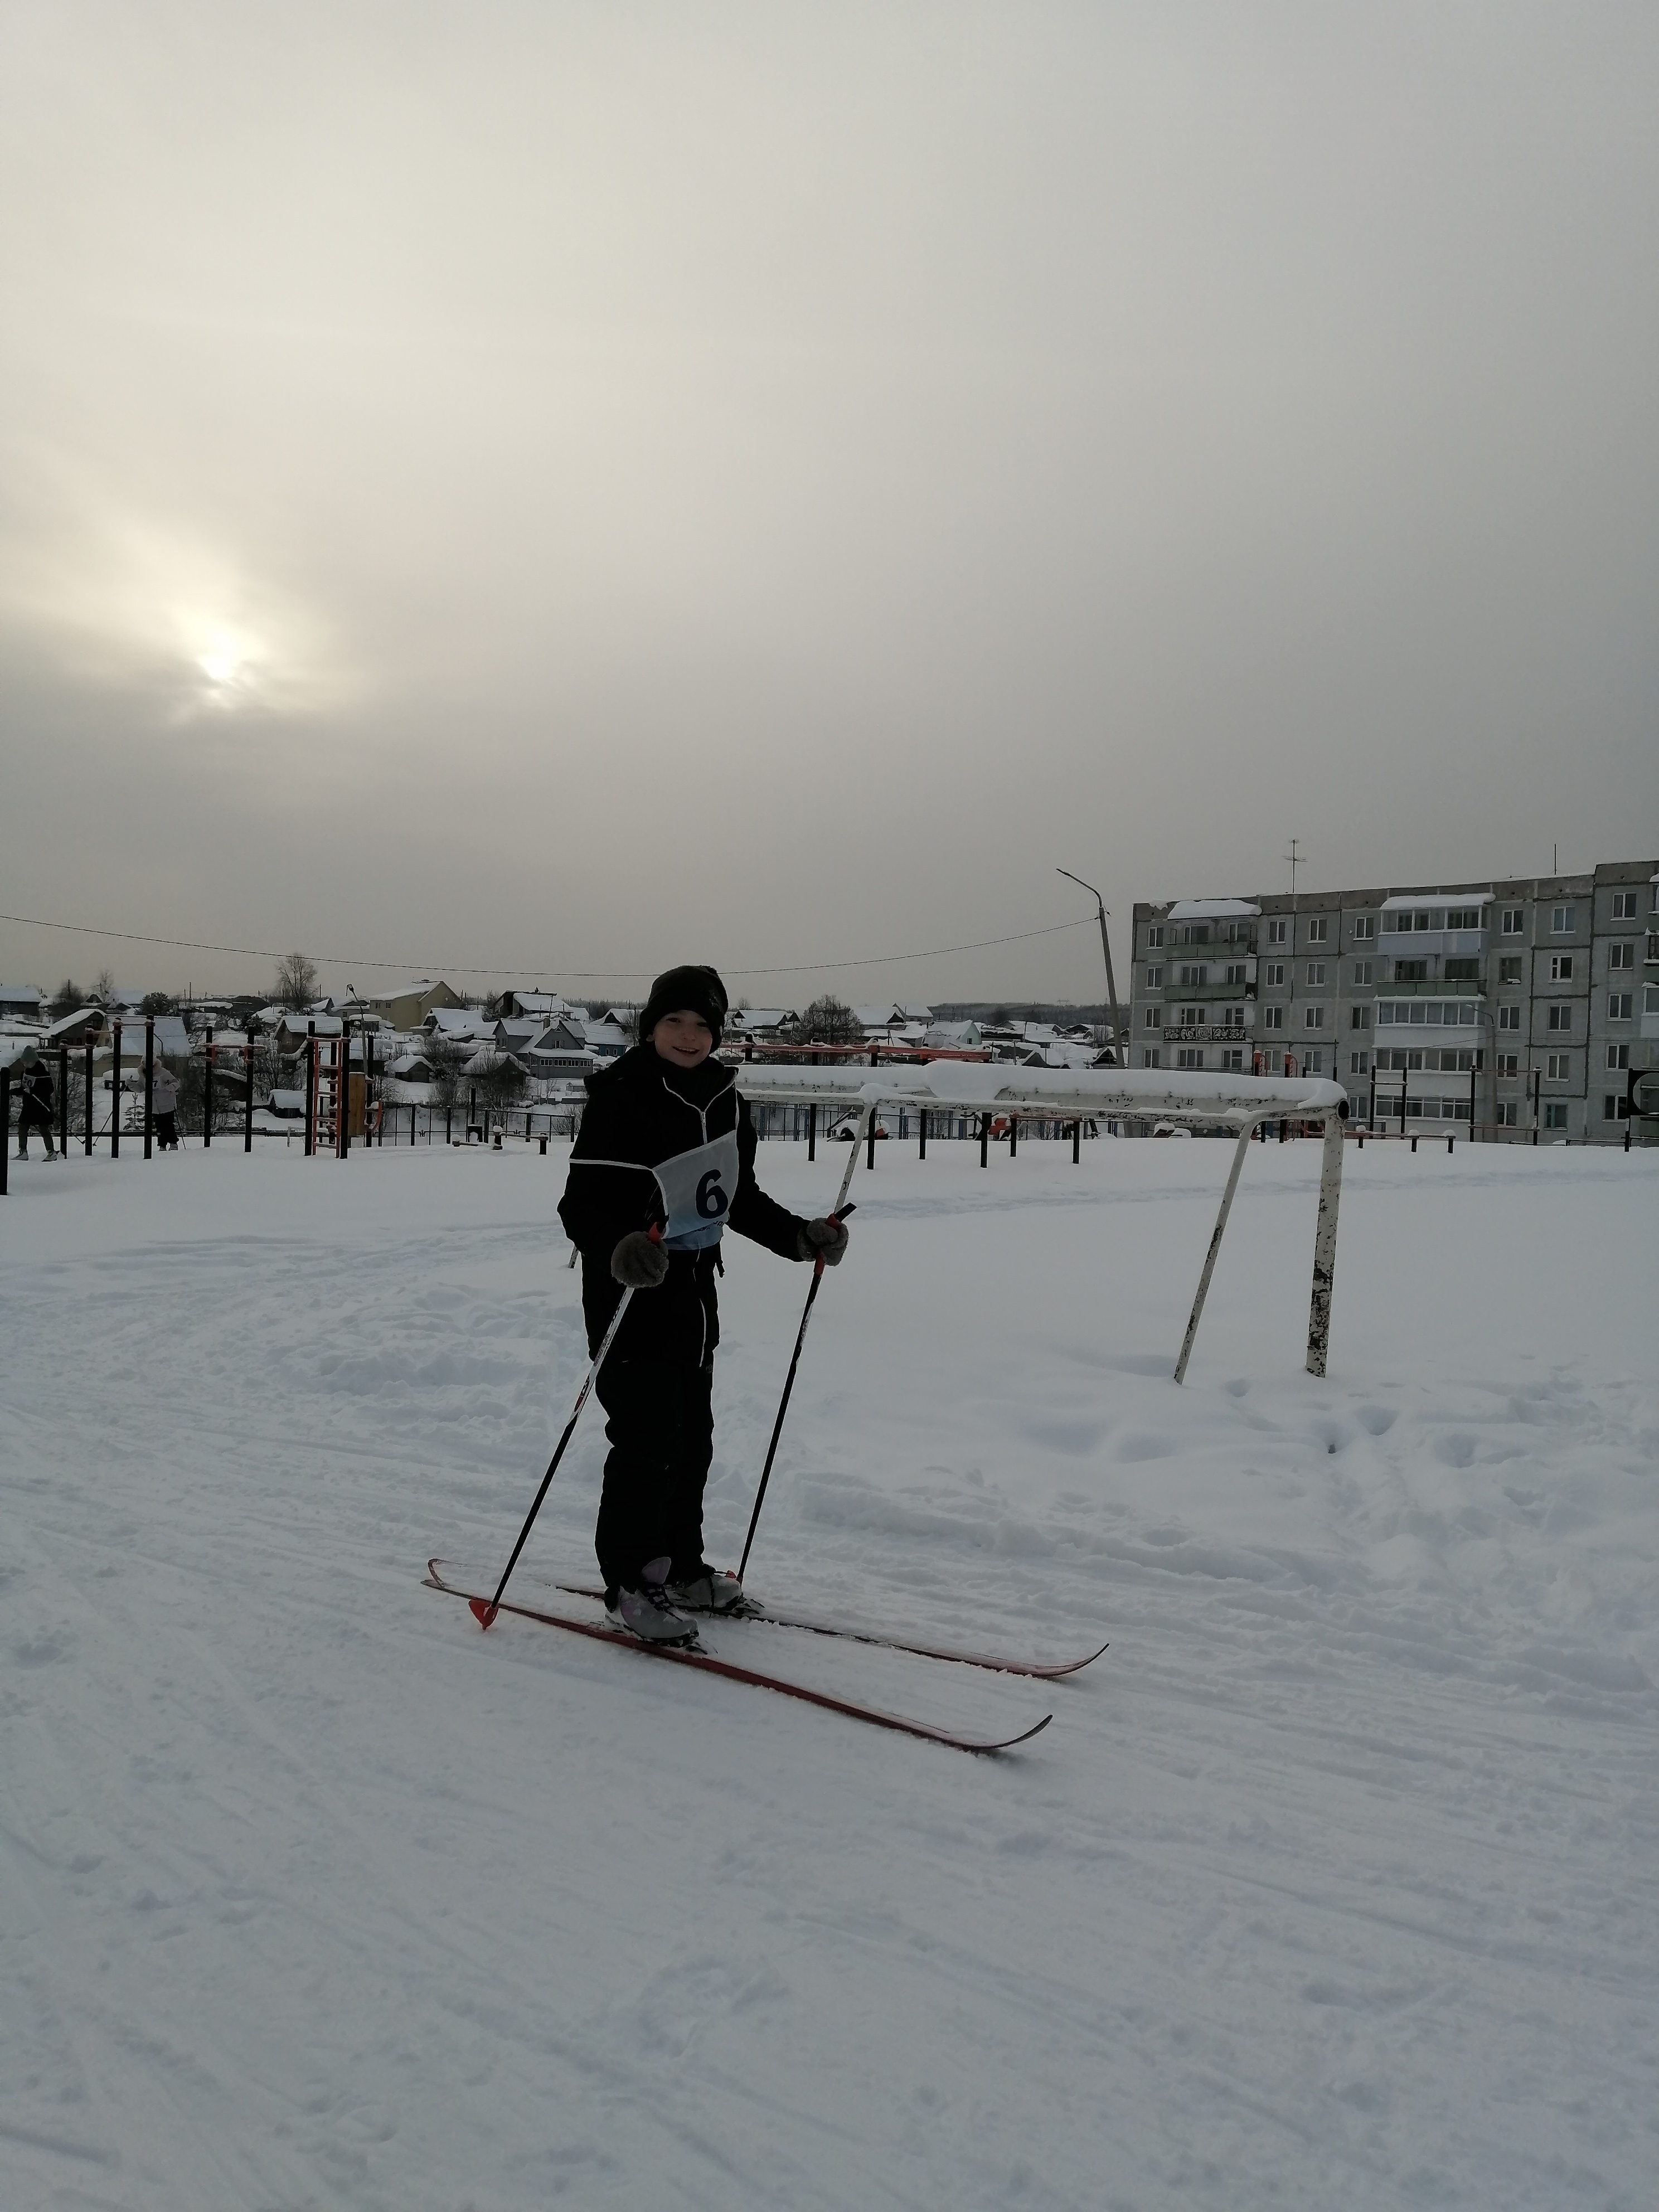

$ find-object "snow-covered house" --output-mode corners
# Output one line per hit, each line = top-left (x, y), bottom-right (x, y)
(855, 1002), (934, 1040)
(423, 1006), (489, 1047)
(495, 989), (576, 1022)
(368, 979), (465, 1031)
(46, 1005), (106, 1047)
(726, 1007), (799, 1042)
(925, 1020), (984, 1051)
(273, 1012), (342, 1056)
(0, 984), (45, 1022)
(578, 1013), (629, 1060)
(90, 1014), (191, 1071)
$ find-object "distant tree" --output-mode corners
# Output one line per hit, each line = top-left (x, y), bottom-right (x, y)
(425, 1034), (467, 1113)
(785, 995), (862, 1046)
(473, 1049), (527, 1111)
(140, 991), (177, 1017)
(50, 977), (83, 1018)
(274, 952), (318, 1010)
(92, 968), (116, 1004)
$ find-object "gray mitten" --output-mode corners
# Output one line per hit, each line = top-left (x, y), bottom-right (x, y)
(795, 1216), (850, 1267)
(610, 1230), (669, 1288)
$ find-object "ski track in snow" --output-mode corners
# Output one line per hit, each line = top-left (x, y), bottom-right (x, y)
(2, 1137), (1656, 2210)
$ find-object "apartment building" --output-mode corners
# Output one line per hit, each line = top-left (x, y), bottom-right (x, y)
(1129, 861), (1658, 1141)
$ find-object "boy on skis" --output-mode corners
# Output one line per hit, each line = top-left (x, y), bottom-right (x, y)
(557, 965), (848, 1645)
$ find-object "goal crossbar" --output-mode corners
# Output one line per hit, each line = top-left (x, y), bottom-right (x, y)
(733, 1063), (1348, 1379)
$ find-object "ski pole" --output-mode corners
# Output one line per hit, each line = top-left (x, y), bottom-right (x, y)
(472, 1225), (660, 1628)
(737, 1114), (866, 1581)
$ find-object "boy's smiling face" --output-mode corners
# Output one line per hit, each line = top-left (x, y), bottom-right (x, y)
(651, 1009), (714, 1069)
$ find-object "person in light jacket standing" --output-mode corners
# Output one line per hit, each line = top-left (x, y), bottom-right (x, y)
(152, 1063), (181, 1151)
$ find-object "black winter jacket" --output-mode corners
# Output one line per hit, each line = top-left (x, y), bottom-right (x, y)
(558, 1046), (808, 1366)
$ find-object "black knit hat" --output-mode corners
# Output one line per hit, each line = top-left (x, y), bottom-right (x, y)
(639, 964), (728, 1045)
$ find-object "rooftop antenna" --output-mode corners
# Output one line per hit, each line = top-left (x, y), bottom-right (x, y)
(1286, 838), (1303, 896)
(1553, 842), (1558, 876)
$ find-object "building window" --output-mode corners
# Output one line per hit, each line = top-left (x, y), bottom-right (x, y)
(1497, 1100), (1518, 1127)
(1175, 1005), (1202, 1026)
(1444, 958), (1480, 982)
(1350, 1050), (1369, 1075)
(1306, 1050), (1323, 1073)
(1176, 1047), (1204, 1069)
(1501, 907), (1524, 935)
(1267, 918), (1287, 945)
(1496, 1052), (1519, 1077)
(1607, 1044), (1631, 1070)
(1550, 904), (1576, 933)
(1350, 1005), (1371, 1030)
(1141, 1046), (1161, 1068)
(1353, 914), (1376, 940)
(1224, 962), (1248, 985)
(1394, 959), (1428, 982)
(1304, 1006), (1325, 1030)
(1352, 961), (1373, 986)
(1544, 1102), (1569, 1131)
(1307, 917), (1329, 944)
(1546, 1052), (1570, 1081)
(1178, 964), (1206, 986)
(1608, 992), (1633, 1021)
(1604, 1093), (1631, 1122)
(1221, 1049), (1244, 1071)
(1498, 1003), (1521, 1031)
(1263, 962), (1285, 987)
(1546, 1005), (1571, 1033)
(1610, 940), (1634, 971)
(1446, 906), (1482, 930)
(1498, 956), (1522, 985)
(1304, 962), (1325, 986)
(1263, 1006), (1284, 1031)
(1550, 954), (1573, 982)
(1147, 925), (1165, 948)
(1146, 964), (1163, 988)
(1143, 1007), (1159, 1030)
(1612, 890), (1637, 920)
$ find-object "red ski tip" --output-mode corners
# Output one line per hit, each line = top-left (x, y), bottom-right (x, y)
(469, 1598), (499, 1629)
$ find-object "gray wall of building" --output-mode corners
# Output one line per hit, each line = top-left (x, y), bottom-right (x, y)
(1129, 861), (1657, 1142)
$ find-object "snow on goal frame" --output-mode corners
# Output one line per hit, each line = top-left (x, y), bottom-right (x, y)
(733, 1062), (1350, 1381)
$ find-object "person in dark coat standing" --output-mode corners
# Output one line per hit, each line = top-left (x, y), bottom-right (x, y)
(557, 964), (849, 1643)
(15, 1061), (56, 1159)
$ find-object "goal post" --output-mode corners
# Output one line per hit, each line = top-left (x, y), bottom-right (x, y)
(733, 1061), (1349, 1380)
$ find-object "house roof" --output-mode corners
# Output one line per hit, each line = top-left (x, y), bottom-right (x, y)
(1379, 891), (1492, 912)
(1166, 898), (1262, 921)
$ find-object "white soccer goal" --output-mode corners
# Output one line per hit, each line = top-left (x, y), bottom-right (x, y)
(733, 1061), (1349, 1380)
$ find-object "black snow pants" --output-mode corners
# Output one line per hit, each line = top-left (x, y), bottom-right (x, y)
(594, 1360), (715, 1595)
(16, 1100), (54, 1155)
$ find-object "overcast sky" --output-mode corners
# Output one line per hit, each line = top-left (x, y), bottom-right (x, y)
(2, 3), (1655, 1005)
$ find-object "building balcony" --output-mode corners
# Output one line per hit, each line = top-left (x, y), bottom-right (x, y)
(1158, 980), (1258, 1003)
(1382, 977), (1486, 998)
(1165, 927), (1258, 955)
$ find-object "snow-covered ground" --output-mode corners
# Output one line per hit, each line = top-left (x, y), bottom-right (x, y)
(3, 1132), (1656, 2210)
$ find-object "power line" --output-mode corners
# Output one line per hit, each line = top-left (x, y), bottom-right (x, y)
(0, 907), (1093, 984)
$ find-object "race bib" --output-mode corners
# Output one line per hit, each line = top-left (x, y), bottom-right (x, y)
(653, 1132), (740, 1251)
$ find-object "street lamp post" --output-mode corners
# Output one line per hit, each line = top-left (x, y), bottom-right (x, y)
(1058, 869), (1123, 1066)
